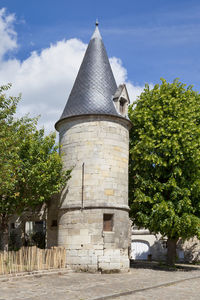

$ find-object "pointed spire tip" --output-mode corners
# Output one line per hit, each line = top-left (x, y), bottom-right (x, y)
(91, 19), (101, 40)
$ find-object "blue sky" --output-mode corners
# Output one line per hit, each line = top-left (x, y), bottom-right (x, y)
(0, 0), (200, 131)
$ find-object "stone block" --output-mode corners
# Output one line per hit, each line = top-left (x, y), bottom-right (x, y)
(80, 229), (89, 236)
(66, 234), (91, 245)
(91, 256), (98, 265)
(109, 263), (120, 269)
(104, 233), (115, 243)
(78, 250), (88, 257)
(91, 235), (102, 244)
(67, 229), (80, 235)
(86, 265), (98, 272)
(110, 257), (121, 263)
(94, 250), (104, 256)
(84, 243), (95, 250)
(89, 250), (95, 256)
(98, 256), (111, 263)
(103, 249), (114, 256)
(104, 189), (114, 196)
(66, 250), (77, 256)
(98, 262), (110, 270)
(66, 256), (80, 265)
(80, 256), (92, 265)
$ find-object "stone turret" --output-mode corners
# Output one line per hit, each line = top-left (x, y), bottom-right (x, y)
(53, 23), (132, 272)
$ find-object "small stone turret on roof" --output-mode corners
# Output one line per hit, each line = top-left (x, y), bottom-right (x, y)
(113, 84), (130, 118)
(56, 23), (122, 128)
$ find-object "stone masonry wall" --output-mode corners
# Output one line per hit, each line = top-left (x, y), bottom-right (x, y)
(58, 208), (129, 272)
(58, 116), (130, 210)
(57, 115), (131, 272)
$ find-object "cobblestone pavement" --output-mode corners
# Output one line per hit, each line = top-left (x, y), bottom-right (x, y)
(0, 266), (200, 300)
(112, 277), (200, 300)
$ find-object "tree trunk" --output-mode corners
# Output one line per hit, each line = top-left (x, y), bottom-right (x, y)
(167, 238), (178, 266)
(20, 219), (26, 247)
(0, 222), (9, 251)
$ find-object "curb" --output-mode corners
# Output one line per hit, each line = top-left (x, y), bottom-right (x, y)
(0, 268), (73, 282)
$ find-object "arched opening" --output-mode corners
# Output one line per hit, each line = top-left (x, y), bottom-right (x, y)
(131, 240), (150, 260)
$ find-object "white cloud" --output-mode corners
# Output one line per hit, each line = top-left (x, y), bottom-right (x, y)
(0, 39), (87, 131)
(126, 82), (146, 102)
(0, 9), (145, 134)
(0, 8), (17, 60)
(110, 57), (128, 84)
(109, 57), (147, 102)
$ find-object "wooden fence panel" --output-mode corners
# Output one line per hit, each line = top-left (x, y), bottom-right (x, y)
(0, 246), (66, 275)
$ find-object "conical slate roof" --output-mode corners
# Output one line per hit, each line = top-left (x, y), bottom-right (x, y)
(56, 23), (120, 126)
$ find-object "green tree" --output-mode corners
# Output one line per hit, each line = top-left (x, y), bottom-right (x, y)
(129, 79), (200, 265)
(0, 85), (70, 250)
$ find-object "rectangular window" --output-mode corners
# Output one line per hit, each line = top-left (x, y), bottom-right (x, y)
(11, 223), (15, 229)
(103, 214), (114, 231)
(120, 101), (124, 114)
(51, 220), (58, 227)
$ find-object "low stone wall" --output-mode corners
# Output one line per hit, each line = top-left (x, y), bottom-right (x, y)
(178, 237), (200, 263)
(58, 208), (130, 272)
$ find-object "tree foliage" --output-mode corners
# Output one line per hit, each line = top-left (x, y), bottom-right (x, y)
(129, 79), (200, 264)
(0, 84), (70, 249)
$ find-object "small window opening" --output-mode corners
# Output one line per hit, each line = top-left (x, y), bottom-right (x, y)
(35, 221), (43, 225)
(119, 98), (126, 115)
(51, 220), (58, 227)
(103, 214), (114, 231)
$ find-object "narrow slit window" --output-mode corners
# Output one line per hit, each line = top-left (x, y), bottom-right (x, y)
(103, 214), (113, 231)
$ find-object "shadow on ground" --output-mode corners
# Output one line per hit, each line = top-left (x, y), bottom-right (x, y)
(130, 260), (200, 272)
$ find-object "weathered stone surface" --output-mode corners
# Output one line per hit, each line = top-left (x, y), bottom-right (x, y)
(54, 115), (130, 272)
(58, 116), (130, 210)
(57, 208), (130, 271)
(178, 237), (200, 262)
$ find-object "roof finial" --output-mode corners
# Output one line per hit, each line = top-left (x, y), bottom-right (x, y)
(91, 19), (102, 39)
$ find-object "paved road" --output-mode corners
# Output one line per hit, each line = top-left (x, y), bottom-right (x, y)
(1, 266), (200, 300)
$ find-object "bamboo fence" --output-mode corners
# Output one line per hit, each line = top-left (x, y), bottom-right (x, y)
(0, 246), (66, 275)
